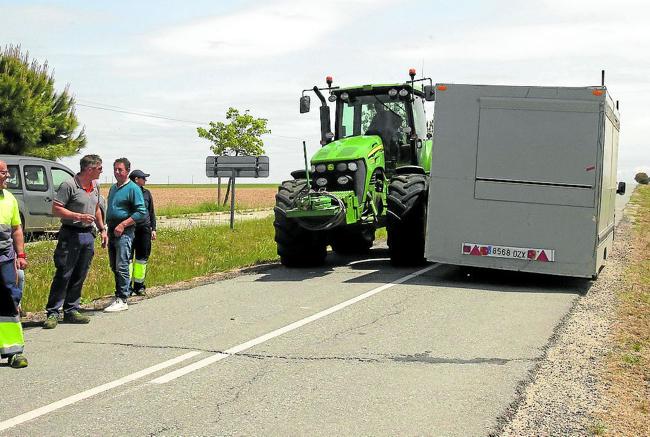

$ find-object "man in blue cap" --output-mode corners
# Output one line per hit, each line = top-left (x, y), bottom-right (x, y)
(128, 169), (156, 295)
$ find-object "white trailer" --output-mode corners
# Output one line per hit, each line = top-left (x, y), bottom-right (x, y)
(424, 83), (625, 278)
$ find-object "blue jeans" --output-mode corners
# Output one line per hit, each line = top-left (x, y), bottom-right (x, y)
(108, 227), (135, 300)
(46, 227), (95, 316)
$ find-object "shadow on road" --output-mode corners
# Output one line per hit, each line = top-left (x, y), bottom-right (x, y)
(258, 246), (592, 296)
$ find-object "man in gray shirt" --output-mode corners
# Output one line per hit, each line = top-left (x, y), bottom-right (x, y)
(43, 155), (108, 329)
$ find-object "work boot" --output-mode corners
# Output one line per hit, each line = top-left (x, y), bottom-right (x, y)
(63, 310), (90, 324)
(43, 314), (59, 329)
(132, 283), (146, 296)
(9, 354), (28, 369)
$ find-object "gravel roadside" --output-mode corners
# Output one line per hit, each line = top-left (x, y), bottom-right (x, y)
(496, 214), (633, 435)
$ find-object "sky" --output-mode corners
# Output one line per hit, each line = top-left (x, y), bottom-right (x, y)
(1, 0), (648, 184)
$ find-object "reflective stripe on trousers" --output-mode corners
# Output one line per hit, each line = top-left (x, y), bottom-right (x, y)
(0, 315), (24, 356)
(132, 259), (147, 284)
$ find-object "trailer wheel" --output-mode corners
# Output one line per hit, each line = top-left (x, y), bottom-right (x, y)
(387, 173), (428, 266)
(274, 179), (327, 267)
(331, 225), (375, 255)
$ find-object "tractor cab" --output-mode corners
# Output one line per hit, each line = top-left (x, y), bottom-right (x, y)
(299, 72), (434, 174)
(331, 84), (429, 171)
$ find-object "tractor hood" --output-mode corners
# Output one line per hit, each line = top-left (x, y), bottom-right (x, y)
(311, 136), (382, 163)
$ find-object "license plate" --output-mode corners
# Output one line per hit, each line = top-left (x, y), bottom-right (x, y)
(462, 243), (555, 262)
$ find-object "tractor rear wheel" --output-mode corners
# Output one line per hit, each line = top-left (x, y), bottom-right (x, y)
(274, 179), (327, 267)
(387, 173), (428, 266)
(331, 225), (375, 255)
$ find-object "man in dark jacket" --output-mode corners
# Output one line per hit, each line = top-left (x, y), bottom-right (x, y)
(128, 169), (156, 295)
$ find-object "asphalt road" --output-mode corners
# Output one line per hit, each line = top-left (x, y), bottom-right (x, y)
(0, 249), (589, 436)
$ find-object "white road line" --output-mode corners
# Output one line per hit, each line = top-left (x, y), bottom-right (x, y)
(0, 351), (201, 432)
(151, 264), (439, 384)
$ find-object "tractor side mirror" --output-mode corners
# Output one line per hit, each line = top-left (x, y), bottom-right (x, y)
(616, 181), (626, 195)
(300, 95), (311, 113)
(423, 85), (435, 101)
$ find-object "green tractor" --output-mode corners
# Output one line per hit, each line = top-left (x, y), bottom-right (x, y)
(274, 70), (435, 267)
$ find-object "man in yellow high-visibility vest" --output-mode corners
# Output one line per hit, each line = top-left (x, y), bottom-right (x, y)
(0, 160), (28, 368)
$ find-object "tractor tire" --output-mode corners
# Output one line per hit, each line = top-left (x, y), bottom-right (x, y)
(331, 225), (375, 255)
(274, 179), (327, 267)
(387, 173), (428, 266)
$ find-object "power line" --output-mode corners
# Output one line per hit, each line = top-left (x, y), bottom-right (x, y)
(76, 99), (307, 141)
(76, 103), (207, 125)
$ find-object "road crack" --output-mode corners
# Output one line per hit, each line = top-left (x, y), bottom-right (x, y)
(72, 341), (533, 366)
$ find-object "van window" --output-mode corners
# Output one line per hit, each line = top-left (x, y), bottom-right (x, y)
(6, 165), (21, 189)
(24, 165), (49, 192)
(51, 168), (73, 191)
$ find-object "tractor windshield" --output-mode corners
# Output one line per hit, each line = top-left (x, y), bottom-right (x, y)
(337, 94), (409, 143)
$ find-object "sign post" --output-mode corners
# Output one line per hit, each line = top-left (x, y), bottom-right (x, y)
(205, 155), (270, 229)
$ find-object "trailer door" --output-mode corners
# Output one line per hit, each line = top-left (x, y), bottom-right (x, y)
(474, 97), (600, 207)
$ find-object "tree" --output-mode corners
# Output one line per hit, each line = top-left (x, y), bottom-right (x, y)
(0, 45), (86, 159)
(197, 107), (270, 204)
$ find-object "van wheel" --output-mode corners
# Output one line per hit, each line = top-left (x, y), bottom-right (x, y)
(19, 213), (31, 242)
(19, 213), (28, 236)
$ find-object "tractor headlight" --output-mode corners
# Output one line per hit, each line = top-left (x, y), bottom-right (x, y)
(315, 177), (328, 187)
(388, 88), (398, 98)
(315, 164), (326, 173)
(348, 162), (358, 171)
(336, 162), (347, 172)
(337, 176), (351, 185)
(399, 89), (409, 97)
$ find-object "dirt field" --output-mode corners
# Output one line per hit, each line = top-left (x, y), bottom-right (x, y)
(147, 186), (276, 209)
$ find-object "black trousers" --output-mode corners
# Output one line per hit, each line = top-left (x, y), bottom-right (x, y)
(46, 227), (95, 316)
(131, 225), (152, 262)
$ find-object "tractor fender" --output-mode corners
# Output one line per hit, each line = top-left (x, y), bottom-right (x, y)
(395, 165), (425, 175)
(290, 169), (309, 179)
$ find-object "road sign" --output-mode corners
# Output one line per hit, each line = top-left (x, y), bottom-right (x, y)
(205, 156), (269, 178)
(205, 155), (270, 229)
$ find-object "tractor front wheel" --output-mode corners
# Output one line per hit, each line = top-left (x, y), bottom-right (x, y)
(274, 179), (327, 267)
(387, 173), (428, 266)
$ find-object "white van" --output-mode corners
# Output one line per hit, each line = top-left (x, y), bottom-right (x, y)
(0, 154), (75, 233)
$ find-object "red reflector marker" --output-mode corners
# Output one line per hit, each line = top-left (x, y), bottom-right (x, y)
(463, 244), (471, 254)
(480, 246), (489, 256)
(528, 250), (537, 259)
(470, 245), (481, 256)
(537, 250), (550, 262)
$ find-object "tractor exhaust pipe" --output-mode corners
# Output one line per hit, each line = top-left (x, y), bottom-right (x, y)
(313, 86), (332, 146)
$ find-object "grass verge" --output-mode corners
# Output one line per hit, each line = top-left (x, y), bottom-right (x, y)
(598, 184), (650, 435)
(21, 217), (278, 313)
(157, 201), (242, 217)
